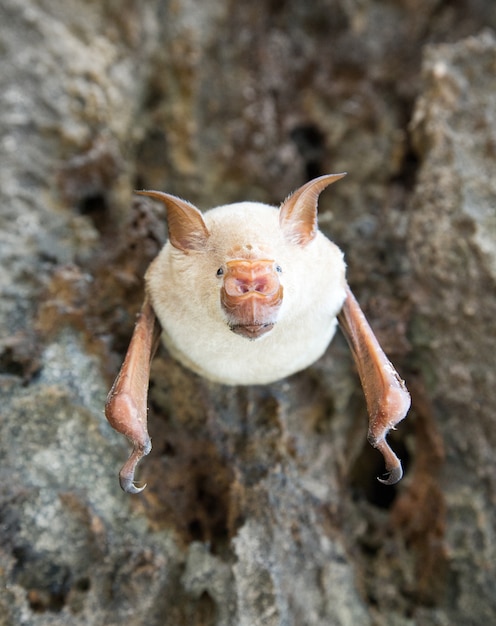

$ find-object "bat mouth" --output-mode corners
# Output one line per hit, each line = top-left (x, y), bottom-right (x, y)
(221, 259), (283, 340)
(229, 322), (275, 339)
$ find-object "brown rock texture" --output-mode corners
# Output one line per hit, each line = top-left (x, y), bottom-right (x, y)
(1, 1), (495, 624)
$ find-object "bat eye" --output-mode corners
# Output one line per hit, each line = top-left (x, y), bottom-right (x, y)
(216, 267), (224, 277)
(275, 264), (282, 273)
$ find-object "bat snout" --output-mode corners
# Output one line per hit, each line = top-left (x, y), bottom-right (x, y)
(221, 259), (283, 339)
(223, 262), (280, 298)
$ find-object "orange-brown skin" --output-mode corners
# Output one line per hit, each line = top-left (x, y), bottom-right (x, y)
(104, 299), (160, 492)
(221, 259), (284, 339)
(338, 284), (411, 484)
(105, 174), (410, 493)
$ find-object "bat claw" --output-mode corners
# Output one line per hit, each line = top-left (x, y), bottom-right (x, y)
(118, 439), (151, 494)
(377, 463), (403, 485)
(369, 435), (403, 485)
(119, 475), (147, 494)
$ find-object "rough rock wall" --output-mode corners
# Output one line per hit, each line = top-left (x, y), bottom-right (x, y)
(1, 1), (495, 625)
(406, 31), (496, 622)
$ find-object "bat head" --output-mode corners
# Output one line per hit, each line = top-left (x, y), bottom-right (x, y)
(139, 174), (346, 342)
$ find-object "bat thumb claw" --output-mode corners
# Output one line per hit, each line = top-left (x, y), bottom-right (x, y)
(119, 475), (147, 494)
(377, 463), (403, 485)
(118, 438), (152, 494)
(370, 436), (403, 485)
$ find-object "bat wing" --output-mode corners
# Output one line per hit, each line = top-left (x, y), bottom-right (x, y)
(338, 284), (410, 484)
(105, 298), (161, 493)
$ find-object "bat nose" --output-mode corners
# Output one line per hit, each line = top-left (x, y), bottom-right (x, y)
(221, 259), (284, 339)
(223, 259), (280, 298)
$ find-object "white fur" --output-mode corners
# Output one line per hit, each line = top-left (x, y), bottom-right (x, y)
(146, 202), (347, 385)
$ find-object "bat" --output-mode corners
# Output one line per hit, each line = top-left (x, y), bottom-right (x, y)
(105, 174), (410, 493)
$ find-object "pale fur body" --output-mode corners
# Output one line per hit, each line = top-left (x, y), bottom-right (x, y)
(146, 201), (347, 385)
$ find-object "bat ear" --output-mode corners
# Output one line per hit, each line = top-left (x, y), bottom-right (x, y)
(279, 173), (346, 246)
(136, 190), (210, 252)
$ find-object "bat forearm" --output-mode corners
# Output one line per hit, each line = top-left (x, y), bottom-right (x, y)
(105, 298), (161, 493)
(338, 284), (410, 484)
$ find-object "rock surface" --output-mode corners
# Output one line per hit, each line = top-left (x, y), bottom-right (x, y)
(1, 1), (496, 624)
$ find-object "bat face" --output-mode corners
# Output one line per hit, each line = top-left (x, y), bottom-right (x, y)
(145, 198), (347, 385)
(105, 174), (410, 493)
